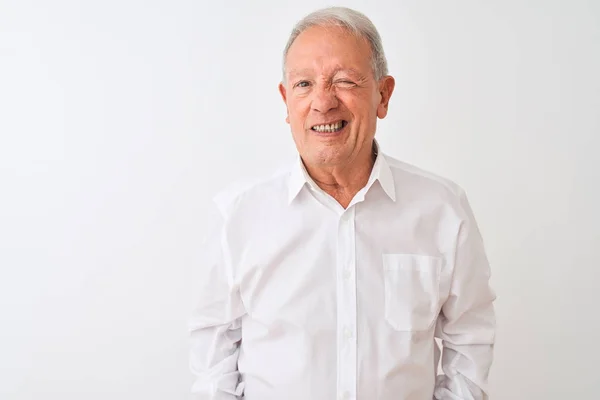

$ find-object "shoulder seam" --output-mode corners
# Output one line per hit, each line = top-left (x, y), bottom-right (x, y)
(212, 165), (292, 217)
(384, 155), (463, 197)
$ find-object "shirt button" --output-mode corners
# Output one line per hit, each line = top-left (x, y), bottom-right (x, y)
(343, 327), (353, 339)
(343, 268), (352, 279)
(338, 391), (351, 400)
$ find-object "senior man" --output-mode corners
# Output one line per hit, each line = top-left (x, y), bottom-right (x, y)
(190, 6), (496, 400)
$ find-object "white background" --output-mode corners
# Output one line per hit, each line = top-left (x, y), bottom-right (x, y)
(1, 0), (599, 399)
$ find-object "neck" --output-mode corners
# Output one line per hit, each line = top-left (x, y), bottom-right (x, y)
(303, 142), (376, 208)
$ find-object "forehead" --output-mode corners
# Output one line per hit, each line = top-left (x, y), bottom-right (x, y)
(285, 25), (372, 76)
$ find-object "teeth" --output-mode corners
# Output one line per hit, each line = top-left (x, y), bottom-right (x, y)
(312, 121), (344, 132)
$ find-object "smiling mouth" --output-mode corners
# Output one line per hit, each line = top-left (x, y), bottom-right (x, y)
(310, 120), (348, 133)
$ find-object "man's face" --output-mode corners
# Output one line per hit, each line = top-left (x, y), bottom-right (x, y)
(279, 25), (394, 168)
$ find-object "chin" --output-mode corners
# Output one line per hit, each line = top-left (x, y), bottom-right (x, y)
(305, 145), (348, 166)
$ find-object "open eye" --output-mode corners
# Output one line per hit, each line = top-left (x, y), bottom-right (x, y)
(294, 81), (310, 88)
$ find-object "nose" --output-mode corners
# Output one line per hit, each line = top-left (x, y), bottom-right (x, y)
(311, 85), (339, 113)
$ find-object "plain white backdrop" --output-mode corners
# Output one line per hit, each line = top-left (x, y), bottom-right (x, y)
(1, 0), (599, 399)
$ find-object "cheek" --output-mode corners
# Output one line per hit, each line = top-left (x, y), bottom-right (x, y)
(288, 100), (310, 123)
(343, 98), (369, 122)
(352, 95), (379, 117)
(344, 99), (379, 133)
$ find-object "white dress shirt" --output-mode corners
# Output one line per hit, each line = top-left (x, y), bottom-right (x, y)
(189, 144), (496, 400)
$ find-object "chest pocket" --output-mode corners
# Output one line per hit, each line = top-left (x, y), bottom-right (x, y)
(382, 254), (442, 332)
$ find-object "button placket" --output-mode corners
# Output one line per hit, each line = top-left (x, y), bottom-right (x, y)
(336, 207), (357, 400)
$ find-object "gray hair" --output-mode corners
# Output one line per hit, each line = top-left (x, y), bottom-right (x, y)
(282, 7), (389, 82)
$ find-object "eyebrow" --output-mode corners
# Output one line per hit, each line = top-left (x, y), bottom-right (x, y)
(287, 67), (365, 79)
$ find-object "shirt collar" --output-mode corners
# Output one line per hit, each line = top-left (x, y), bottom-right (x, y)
(287, 140), (396, 204)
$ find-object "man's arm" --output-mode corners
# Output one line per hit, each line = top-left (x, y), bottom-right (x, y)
(434, 190), (496, 400)
(189, 202), (246, 400)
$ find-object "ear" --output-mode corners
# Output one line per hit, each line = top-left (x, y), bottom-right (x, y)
(278, 82), (290, 124)
(376, 76), (395, 119)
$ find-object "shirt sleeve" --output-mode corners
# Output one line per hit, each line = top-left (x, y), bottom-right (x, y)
(433, 190), (496, 400)
(189, 200), (246, 400)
